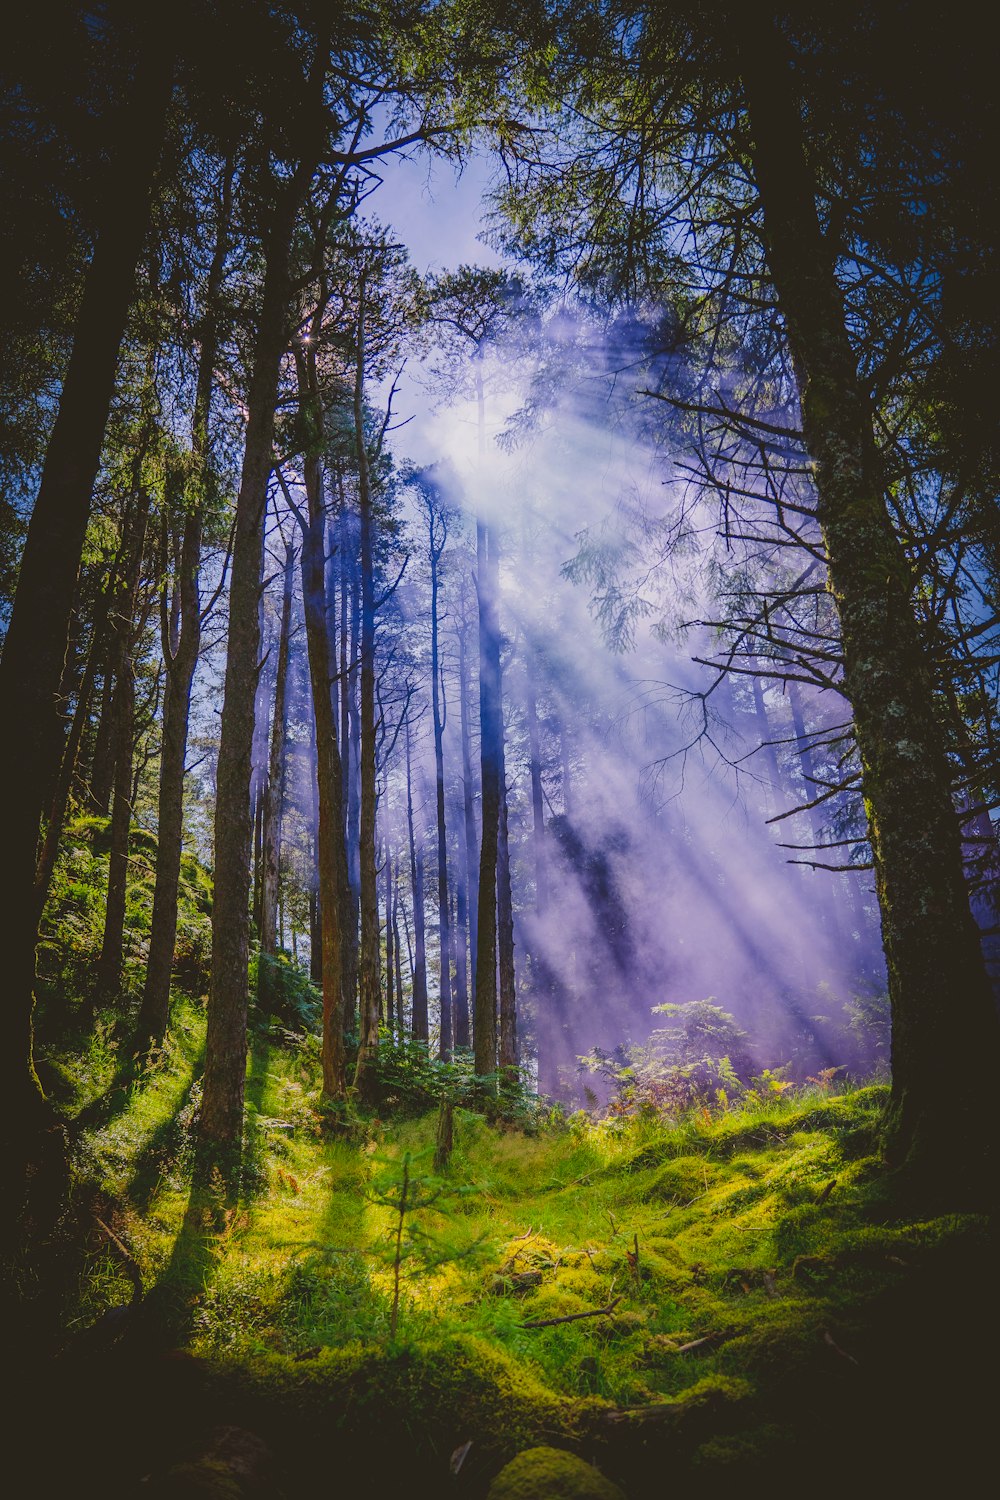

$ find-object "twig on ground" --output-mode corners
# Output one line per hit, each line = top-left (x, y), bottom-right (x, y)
(521, 1296), (622, 1330)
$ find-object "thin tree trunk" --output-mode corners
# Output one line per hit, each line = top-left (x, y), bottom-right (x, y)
(137, 173), (232, 1050)
(561, 727), (573, 819)
(250, 555), (271, 937)
(525, 647), (547, 915)
(295, 449), (351, 1100)
(353, 287), (381, 1105)
(738, 17), (1000, 1187)
(498, 730), (517, 1077)
(96, 654), (136, 1000)
(393, 858), (405, 1038)
(346, 566), (361, 1032)
(200, 156), (318, 1165)
(429, 511), (453, 1059)
(454, 860), (470, 1047)
(97, 490), (151, 1000)
(260, 541), (295, 960)
(383, 846), (394, 1029)
(406, 720), (429, 1039)
(787, 681), (846, 950)
(458, 615), (479, 1010)
(307, 703), (323, 986)
(89, 662), (118, 815)
(34, 601), (109, 915)
(474, 516), (501, 1090)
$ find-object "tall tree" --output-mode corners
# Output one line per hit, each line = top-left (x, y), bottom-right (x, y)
(417, 469), (455, 1059)
(733, 13), (999, 1183)
(96, 484), (151, 1000)
(258, 535), (296, 970)
(405, 716), (429, 1040)
(0, 13), (173, 1210)
(137, 164), (233, 1051)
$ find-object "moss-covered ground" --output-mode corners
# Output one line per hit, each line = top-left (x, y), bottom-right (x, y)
(16, 999), (998, 1497)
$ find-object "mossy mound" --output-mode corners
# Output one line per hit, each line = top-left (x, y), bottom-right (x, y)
(487, 1446), (625, 1500)
(644, 1156), (719, 1203)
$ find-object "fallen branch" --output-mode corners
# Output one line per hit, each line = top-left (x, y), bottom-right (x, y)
(521, 1296), (622, 1330)
(599, 1402), (682, 1427)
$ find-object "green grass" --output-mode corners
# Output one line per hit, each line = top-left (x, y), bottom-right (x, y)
(45, 1004), (996, 1494)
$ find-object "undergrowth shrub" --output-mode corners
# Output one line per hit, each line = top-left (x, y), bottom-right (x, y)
(252, 949), (321, 1030)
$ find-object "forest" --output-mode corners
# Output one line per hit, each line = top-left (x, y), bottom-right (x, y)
(2, 2), (997, 1494)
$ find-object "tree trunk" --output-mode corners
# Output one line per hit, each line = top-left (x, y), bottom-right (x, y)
(498, 730), (517, 1077)
(137, 173), (232, 1050)
(200, 160), (316, 1166)
(458, 582), (480, 1008)
(406, 720), (429, 1040)
(393, 858), (405, 1037)
(525, 647), (547, 914)
(89, 661), (118, 815)
(474, 517), (501, 1089)
(298, 456), (350, 1101)
(352, 291), (382, 1106)
(560, 728), (573, 818)
(345, 565), (362, 1032)
(34, 597), (109, 915)
(97, 490), (151, 1000)
(738, 17), (1000, 1189)
(384, 848), (395, 1031)
(0, 33), (173, 1197)
(454, 861), (470, 1047)
(307, 705), (323, 986)
(259, 540), (295, 964)
(787, 680), (846, 951)
(429, 515), (453, 1059)
(250, 557), (271, 937)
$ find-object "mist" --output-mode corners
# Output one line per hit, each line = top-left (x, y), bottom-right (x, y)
(225, 135), (889, 1098)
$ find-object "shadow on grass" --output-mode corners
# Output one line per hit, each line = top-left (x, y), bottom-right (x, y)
(123, 1044), (207, 1211)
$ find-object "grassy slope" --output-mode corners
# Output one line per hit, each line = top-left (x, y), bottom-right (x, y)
(34, 1000), (998, 1496)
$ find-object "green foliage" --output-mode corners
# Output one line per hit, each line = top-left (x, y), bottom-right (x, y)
(373, 1033), (546, 1128)
(580, 999), (753, 1119)
(251, 949), (321, 1031)
(487, 1446), (625, 1500)
(51, 992), (990, 1487)
(37, 812), (213, 1007)
(366, 1149), (489, 1339)
(372, 1032), (471, 1113)
(845, 989), (891, 1069)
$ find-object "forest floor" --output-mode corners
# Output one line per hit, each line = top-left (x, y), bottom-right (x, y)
(15, 995), (998, 1497)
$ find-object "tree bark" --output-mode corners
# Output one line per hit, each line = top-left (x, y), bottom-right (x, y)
(384, 847), (395, 1030)
(200, 159), (316, 1165)
(137, 175), (232, 1050)
(89, 661), (118, 816)
(406, 719), (429, 1040)
(96, 490), (151, 1000)
(343, 518), (361, 1032)
(393, 857), (405, 1037)
(738, 16), (1000, 1188)
(458, 611), (479, 1011)
(525, 646), (547, 914)
(454, 861), (471, 1047)
(497, 728), (518, 1077)
(0, 37), (172, 1200)
(34, 590), (111, 915)
(352, 287), (382, 1106)
(259, 539), (295, 964)
(298, 455), (350, 1100)
(429, 503), (453, 1059)
(474, 517), (501, 1089)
